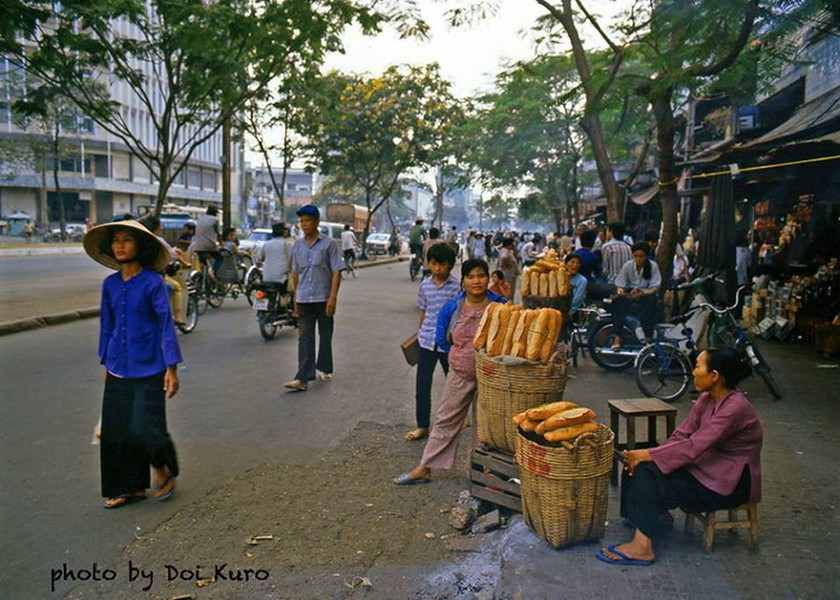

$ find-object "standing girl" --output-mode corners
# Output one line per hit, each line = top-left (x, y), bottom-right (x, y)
(84, 220), (183, 509)
(394, 258), (507, 485)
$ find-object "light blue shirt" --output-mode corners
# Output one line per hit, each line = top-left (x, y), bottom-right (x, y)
(569, 273), (588, 312)
(291, 233), (344, 303)
(416, 274), (461, 351)
(260, 237), (293, 283)
(614, 259), (662, 291)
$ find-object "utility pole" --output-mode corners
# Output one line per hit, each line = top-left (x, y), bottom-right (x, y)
(221, 115), (232, 229)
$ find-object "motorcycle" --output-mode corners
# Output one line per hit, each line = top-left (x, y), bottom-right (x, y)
(252, 281), (297, 340)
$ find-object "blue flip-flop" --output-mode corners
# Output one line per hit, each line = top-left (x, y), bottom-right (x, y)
(392, 473), (430, 485)
(595, 545), (655, 567)
(154, 474), (176, 501)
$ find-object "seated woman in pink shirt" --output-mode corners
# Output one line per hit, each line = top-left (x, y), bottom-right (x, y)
(597, 347), (763, 566)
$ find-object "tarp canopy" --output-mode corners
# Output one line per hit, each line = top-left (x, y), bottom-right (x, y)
(696, 174), (736, 303)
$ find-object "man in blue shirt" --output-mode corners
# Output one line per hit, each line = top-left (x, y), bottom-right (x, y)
(284, 205), (345, 392)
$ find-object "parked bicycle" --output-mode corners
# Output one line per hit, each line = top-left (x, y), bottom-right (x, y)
(189, 252), (226, 315)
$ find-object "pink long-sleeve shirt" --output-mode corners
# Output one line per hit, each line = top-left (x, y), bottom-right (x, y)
(649, 390), (763, 503)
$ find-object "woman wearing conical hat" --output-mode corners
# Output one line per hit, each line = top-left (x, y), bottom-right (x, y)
(84, 219), (182, 509)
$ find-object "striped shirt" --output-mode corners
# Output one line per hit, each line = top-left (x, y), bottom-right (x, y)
(601, 238), (632, 283)
(416, 273), (461, 351)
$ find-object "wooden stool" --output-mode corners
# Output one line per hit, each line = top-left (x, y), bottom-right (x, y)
(608, 398), (677, 485)
(684, 503), (759, 552)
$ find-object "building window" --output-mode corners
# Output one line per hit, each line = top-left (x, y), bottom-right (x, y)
(202, 169), (215, 191)
(187, 168), (201, 189)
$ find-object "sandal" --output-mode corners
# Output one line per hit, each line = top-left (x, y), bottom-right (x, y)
(404, 427), (428, 441)
(103, 493), (146, 510)
(153, 469), (176, 501)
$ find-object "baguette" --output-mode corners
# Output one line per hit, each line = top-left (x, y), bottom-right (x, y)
(543, 421), (599, 442)
(539, 273), (549, 297)
(473, 302), (498, 350)
(539, 308), (563, 364)
(548, 269), (558, 297)
(486, 303), (511, 356)
(502, 310), (522, 355)
(539, 407), (597, 433)
(557, 267), (570, 296)
(526, 309), (551, 361)
(519, 417), (539, 432)
(529, 272), (540, 297)
(511, 310), (536, 357)
(512, 411), (529, 425)
(525, 400), (579, 421)
(521, 268), (530, 297)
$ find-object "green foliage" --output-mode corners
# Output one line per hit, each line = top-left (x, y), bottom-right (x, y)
(303, 64), (464, 231)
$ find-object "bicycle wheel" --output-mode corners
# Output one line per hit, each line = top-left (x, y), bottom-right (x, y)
(747, 342), (782, 399)
(178, 295), (199, 334)
(588, 322), (636, 371)
(635, 343), (693, 402)
(190, 272), (209, 315)
(244, 268), (262, 306)
(207, 280), (225, 308)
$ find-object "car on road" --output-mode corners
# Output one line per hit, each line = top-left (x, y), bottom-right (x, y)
(365, 232), (390, 256)
(238, 228), (272, 254)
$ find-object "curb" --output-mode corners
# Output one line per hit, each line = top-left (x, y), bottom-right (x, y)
(0, 257), (406, 336)
(0, 244), (86, 257)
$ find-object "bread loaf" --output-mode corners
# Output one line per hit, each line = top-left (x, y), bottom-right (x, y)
(539, 407), (597, 432)
(525, 400), (579, 421)
(557, 267), (570, 296)
(486, 303), (511, 356)
(542, 421), (599, 442)
(548, 269), (558, 297)
(526, 309), (550, 361)
(521, 268), (530, 297)
(539, 273), (549, 297)
(520, 417), (539, 432)
(530, 272), (539, 297)
(502, 310), (522, 355)
(511, 310), (536, 357)
(539, 309), (563, 364)
(512, 411), (529, 425)
(473, 302), (498, 350)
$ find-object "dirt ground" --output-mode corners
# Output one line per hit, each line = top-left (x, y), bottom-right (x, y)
(64, 422), (508, 600)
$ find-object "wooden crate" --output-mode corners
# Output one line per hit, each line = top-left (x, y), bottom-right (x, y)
(469, 445), (522, 512)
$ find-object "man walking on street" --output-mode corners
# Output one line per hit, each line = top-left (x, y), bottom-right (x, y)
(284, 205), (344, 392)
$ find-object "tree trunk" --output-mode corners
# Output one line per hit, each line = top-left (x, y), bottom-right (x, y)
(652, 93), (678, 282)
(39, 162), (48, 231)
(52, 124), (66, 240)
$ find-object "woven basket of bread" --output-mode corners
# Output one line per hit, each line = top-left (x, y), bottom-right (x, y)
(515, 424), (614, 548)
(475, 348), (569, 454)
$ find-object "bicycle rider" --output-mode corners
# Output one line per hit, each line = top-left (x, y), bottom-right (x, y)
(408, 216), (427, 260)
(341, 224), (357, 270)
(192, 205), (222, 276)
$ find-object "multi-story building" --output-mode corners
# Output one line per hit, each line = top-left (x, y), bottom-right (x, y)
(0, 23), (243, 231)
(247, 166), (313, 228)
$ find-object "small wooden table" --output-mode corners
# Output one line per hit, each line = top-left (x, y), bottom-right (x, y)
(608, 398), (678, 485)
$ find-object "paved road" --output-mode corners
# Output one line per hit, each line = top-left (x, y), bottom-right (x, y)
(0, 254), (109, 322)
(1, 259), (838, 598)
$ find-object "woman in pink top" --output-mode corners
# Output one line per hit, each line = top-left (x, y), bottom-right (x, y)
(393, 259), (507, 485)
(597, 347), (762, 566)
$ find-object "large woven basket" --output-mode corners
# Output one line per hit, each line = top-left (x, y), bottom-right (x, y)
(515, 424), (614, 548)
(475, 349), (569, 453)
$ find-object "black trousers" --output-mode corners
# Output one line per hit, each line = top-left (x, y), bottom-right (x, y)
(415, 346), (449, 429)
(295, 302), (334, 381)
(611, 294), (659, 338)
(621, 462), (750, 538)
(100, 372), (178, 498)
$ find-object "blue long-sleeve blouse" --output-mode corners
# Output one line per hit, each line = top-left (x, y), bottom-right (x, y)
(98, 268), (183, 378)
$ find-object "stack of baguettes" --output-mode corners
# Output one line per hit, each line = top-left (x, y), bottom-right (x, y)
(521, 253), (570, 299)
(473, 303), (563, 365)
(513, 401), (599, 443)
